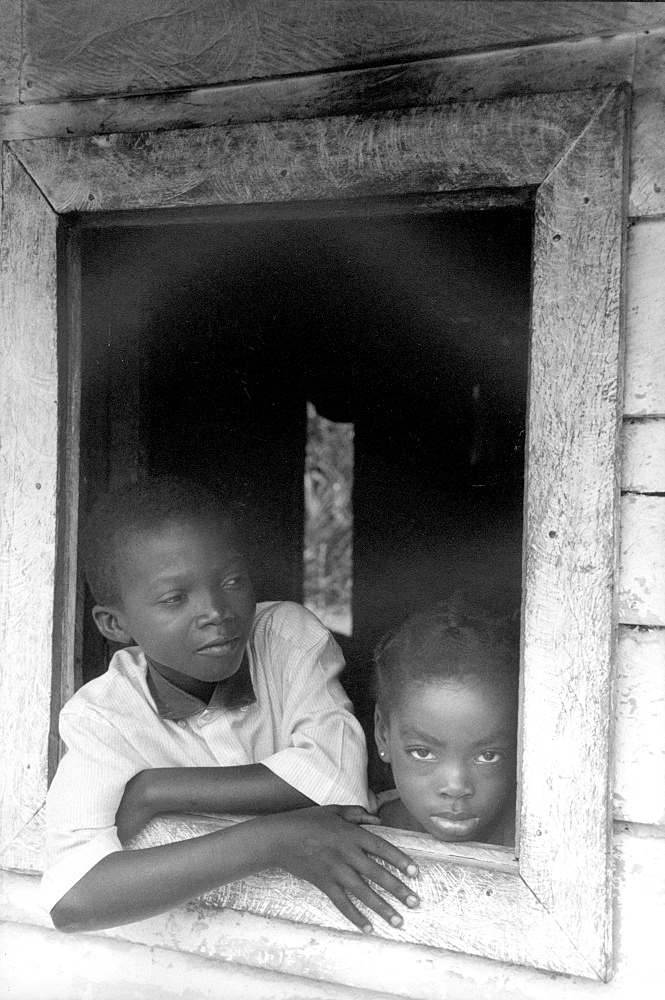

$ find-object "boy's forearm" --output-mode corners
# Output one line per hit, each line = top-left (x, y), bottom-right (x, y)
(51, 817), (280, 933)
(117, 763), (314, 842)
(141, 763), (313, 816)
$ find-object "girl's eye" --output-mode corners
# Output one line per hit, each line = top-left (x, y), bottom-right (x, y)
(476, 751), (502, 763)
(223, 574), (244, 588)
(409, 748), (436, 761)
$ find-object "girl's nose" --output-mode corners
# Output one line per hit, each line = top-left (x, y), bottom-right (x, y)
(438, 763), (473, 799)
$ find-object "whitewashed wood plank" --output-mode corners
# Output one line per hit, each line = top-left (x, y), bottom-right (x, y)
(619, 494), (665, 626)
(18, 0), (664, 105)
(4, 827), (665, 1000)
(0, 0), (21, 107)
(624, 218), (665, 416)
(631, 29), (665, 217)
(614, 626), (665, 826)
(0, 33), (636, 143)
(519, 86), (627, 981)
(8, 91), (608, 214)
(6, 91), (605, 212)
(0, 150), (59, 850)
(622, 418), (665, 492)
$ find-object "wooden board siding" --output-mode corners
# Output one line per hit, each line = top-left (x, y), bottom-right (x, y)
(0, 151), (59, 848)
(614, 628), (665, 826)
(18, 1), (665, 104)
(0, 0), (21, 108)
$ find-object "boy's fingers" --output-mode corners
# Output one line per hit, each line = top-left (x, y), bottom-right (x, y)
(360, 831), (420, 879)
(341, 869), (405, 928)
(356, 855), (420, 909)
(324, 882), (373, 934)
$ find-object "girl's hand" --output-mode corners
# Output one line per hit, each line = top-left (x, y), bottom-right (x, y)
(257, 806), (420, 933)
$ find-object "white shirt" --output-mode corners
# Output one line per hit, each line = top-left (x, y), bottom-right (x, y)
(41, 601), (369, 915)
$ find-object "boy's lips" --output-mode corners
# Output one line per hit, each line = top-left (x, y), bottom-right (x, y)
(196, 636), (241, 656)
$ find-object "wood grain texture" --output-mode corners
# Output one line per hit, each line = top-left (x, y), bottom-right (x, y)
(624, 218), (665, 416)
(19, 1), (665, 104)
(0, 0), (21, 107)
(48, 225), (83, 780)
(520, 86), (628, 981)
(619, 495), (665, 626)
(0, 33), (636, 143)
(622, 418), (665, 492)
(613, 626), (665, 826)
(8, 90), (607, 214)
(4, 827), (665, 1000)
(630, 29), (665, 218)
(124, 814), (592, 976)
(0, 150), (59, 850)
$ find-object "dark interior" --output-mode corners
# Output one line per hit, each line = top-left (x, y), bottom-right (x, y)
(79, 201), (532, 787)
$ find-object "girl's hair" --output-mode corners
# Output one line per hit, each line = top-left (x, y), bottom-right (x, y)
(81, 475), (243, 606)
(373, 598), (520, 710)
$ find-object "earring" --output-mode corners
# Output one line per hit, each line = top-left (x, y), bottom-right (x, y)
(379, 751), (386, 758)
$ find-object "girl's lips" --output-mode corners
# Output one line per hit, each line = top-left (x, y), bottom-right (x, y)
(429, 814), (481, 838)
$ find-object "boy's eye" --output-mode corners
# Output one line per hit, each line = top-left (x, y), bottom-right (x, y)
(408, 748), (436, 761)
(160, 593), (185, 605)
(476, 751), (502, 763)
(223, 575), (243, 588)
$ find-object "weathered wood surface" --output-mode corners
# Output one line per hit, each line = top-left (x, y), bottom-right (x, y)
(124, 814), (592, 976)
(0, 919), (408, 1000)
(0, 151), (59, 850)
(624, 218), (665, 417)
(619, 495), (665, 626)
(18, 1), (665, 104)
(622, 418), (665, 492)
(0, 0), (21, 107)
(631, 29), (665, 217)
(614, 627), (665, 826)
(0, 33), (636, 143)
(48, 226), (83, 780)
(3, 827), (665, 1000)
(520, 87), (627, 981)
(8, 90), (608, 214)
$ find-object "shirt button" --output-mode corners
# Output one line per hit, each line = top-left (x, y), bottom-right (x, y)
(177, 720), (187, 729)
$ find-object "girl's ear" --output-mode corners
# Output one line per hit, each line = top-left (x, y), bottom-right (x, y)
(92, 605), (133, 645)
(374, 704), (392, 763)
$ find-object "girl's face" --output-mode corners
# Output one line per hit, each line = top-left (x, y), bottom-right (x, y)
(375, 676), (517, 843)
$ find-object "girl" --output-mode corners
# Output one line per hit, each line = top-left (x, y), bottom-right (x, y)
(373, 602), (518, 846)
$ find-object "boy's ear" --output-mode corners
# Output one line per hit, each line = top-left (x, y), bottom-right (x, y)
(92, 605), (133, 645)
(374, 704), (391, 763)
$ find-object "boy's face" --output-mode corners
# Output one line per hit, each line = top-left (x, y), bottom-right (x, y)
(99, 516), (256, 687)
(375, 676), (517, 843)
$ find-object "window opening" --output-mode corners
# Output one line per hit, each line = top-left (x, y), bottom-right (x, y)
(303, 401), (354, 636)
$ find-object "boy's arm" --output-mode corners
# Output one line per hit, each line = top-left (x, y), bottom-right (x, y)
(116, 763), (314, 842)
(51, 805), (419, 934)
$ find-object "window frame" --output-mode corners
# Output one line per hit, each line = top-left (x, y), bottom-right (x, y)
(0, 85), (628, 984)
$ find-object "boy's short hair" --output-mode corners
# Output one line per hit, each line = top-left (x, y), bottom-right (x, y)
(373, 598), (520, 711)
(81, 475), (243, 607)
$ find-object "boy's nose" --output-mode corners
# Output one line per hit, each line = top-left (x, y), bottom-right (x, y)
(437, 764), (473, 799)
(195, 593), (232, 626)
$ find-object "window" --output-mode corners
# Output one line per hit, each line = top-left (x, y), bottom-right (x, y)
(0, 86), (627, 984)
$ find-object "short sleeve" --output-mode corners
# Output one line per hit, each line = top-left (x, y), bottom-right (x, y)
(41, 709), (147, 916)
(257, 605), (370, 807)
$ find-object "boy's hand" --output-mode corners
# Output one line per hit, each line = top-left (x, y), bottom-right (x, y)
(257, 806), (420, 933)
(326, 804), (381, 825)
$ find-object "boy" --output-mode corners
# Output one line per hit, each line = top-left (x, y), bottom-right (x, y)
(43, 477), (419, 935)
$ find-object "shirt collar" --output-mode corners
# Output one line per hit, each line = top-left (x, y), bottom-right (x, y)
(146, 650), (256, 720)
